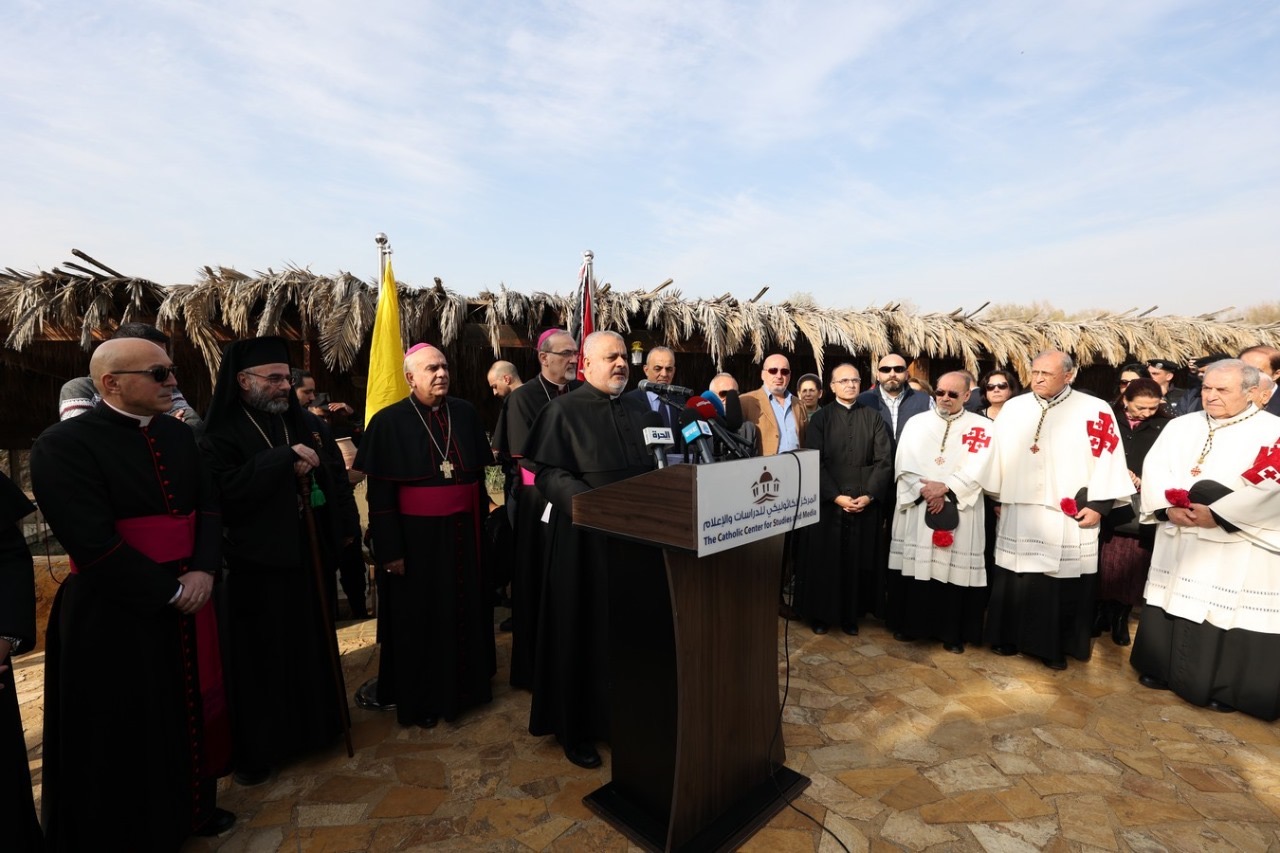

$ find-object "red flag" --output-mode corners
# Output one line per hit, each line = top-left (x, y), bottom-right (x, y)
(569, 250), (596, 378)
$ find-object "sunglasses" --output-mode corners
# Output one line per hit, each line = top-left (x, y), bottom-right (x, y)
(985, 382), (1009, 391)
(933, 389), (963, 400)
(878, 365), (907, 374)
(114, 365), (178, 383)
(1118, 379), (1131, 387)
(765, 367), (791, 376)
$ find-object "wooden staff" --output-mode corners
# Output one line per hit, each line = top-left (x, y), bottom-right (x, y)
(298, 472), (355, 758)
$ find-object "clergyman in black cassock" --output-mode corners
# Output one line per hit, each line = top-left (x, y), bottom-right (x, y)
(0, 472), (41, 853)
(355, 343), (496, 727)
(794, 363), (893, 635)
(198, 336), (354, 782)
(523, 330), (658, 769)
(32, 337), (233, 850)
(491, 329), (580, 689)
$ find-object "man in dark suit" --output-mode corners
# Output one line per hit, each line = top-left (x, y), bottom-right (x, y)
(624, 346), (684, 456)
(857, 353), (931, 445)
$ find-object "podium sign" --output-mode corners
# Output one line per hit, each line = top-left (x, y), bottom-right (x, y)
(695, 449), (819, 556)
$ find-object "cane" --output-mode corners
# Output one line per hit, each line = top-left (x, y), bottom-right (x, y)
(298, 472), (355, 758)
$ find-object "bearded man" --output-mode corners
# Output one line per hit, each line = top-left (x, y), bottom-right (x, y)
(198, 336), (356, 785)
(522, 330), (656, 769)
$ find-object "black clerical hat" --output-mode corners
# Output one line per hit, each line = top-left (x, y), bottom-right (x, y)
(1189, 479), (1232, 505)
(230, 336), (291, 371)
(1145, 358), (1180, 372)
(923, 496), (959, 531)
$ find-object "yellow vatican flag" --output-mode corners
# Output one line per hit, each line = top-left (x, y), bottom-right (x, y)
(363, 258), (410, 424)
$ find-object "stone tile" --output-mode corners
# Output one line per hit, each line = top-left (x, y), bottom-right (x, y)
(1044, 694), (1095, 727)
(368, 785), (448, 817)
(464, 797), (550, 839)
(1151, 739), (1230, 764)
(292, 802), (370, 827)
(921, 756), (1009, 793)
(1032, 725), (1108, 751)
(1113, 749), (1166, 778)
(246, 798), (295, 828)
(988, 752), (1042, 776)
(820, 812), (869, 853)
(958, 695), (1016, 717)
(1103, 793), (1201, 826)
(968, 818), (1061, 852)
(879, 773), (945, 809)
(1120, 773), (1182, 804)
(740, 828), (819, 852)
(1149, 823), (1241, 852)
(1183, 790), (1278, 822)
(993, 783), (1056, 819)
(1057, 795), (1118, 850)
(548, 778), (599, 822)
(1039, 748), (1122, 776)
(279, 824), (377, 851)
(834, 766), (916, 796)
(1167, 761), (1244, 793)
(304, 774), (386, 803)
(393, 756), (448, 788)
(918, 791), (1015, 823)
(879, 811), (958, 850)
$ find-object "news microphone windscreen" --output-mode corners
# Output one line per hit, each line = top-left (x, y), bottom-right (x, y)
(639, 410), (663, 429)
(699, 390), (726, 418)
(720, 389), (744, 430)
(686, 396), (722, 423)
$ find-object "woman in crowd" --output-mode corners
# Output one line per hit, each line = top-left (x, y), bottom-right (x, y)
(1095, 377), (1172, 645)
(797, 373), (823, 419)
(1111, 363), (1148, 407)
(977, 369), (1020, 420)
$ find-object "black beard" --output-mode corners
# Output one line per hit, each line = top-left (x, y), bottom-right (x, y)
(245, 385), (289, 414)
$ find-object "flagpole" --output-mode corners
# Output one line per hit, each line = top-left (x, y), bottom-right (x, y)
(375, 232), (391, 283)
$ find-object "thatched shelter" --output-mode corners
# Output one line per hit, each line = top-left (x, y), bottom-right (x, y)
(4, 251), (1279, 473)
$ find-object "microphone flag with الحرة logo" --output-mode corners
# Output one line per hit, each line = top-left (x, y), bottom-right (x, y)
(568, 251), (595, 378)
(364, 257), (410, 424)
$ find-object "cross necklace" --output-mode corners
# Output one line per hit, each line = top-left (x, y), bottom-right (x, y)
(1030, 387), (1071, 453)
(1191, 406), (1261, 476)
(243, 406), (289, 449)
(412, 400), (455, 479)
(934, 408), (964, 465)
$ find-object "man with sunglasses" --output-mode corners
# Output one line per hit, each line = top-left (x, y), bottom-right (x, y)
(199, 337), (356, 786)
(32, 337), (235, 846)
(491, 329), (582, 690)
(887, 372), (995, 653)
(739, 354), (806, 455)
(58, 322), (202, 426)
(857, 354), (930, 445)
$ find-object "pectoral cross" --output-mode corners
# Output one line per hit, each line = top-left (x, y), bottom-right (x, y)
(440, 459), (455, 479)
(1030, 444), (1040, 454)
(935, 456), (946, 465)
(1190, 465), (1201, 477)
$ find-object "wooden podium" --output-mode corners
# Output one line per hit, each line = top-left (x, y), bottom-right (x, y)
(573, 456), (813, 852)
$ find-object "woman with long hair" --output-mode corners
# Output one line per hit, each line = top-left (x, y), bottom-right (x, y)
(977, 369), (1020, 420)
(1095, 377), (1172, 645)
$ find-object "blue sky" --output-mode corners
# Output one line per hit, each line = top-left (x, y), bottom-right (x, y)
(2, 0), (1276, 315)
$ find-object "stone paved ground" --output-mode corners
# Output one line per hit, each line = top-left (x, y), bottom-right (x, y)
(14, 610), (1280, 852)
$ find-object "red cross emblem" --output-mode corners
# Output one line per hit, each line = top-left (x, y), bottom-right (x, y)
(1242, 440), (1280, 486)
(960, 426), (990, 453)
(1087, 412), (1119, 458)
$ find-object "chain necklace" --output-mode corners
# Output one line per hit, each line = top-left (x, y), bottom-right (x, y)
(1191, 405), (1261, 476)
(933, 407), (964, 465)
(1030, 387), (1071, 453)
(243, 406), (289, 449)
(412, 399), (455, 479)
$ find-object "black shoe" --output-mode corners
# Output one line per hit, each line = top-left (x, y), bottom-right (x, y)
(842, 624), (859, 636)
(564, 742), (602, 769)
(233, 767), (270, 787)
(1138, 673), (1169, 690)
(193, 807), (236, 837)
(418, 714), (439, 729)
(943, 643), (964, 654)
(355, 677), (397, 712)
(498, 617), (513, 632)
(1042, 657), (1067, 671)
(811, 621), (828, 635)
(991, 644), (1018, 656)
(1207, 699), (1237, 713)
(1091, 602), (1111, 638)
(1111, 606), (1132, 646)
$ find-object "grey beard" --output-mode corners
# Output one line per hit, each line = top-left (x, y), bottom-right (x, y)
(245, 386), (289, 414)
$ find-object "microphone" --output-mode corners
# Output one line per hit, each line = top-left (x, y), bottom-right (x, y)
(677, 409), (716, 464)
(639, 379), (696, 399)
(688, 396), (752, 460)
(719, 389), (745, 430)
(699, 390), (726, 419)
(639, 412), (674, 469)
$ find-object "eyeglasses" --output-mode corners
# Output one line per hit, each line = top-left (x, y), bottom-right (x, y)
(546, 349), (579, 358)
(934, 389), (963, 400)
(765, 367), (791, 376)
(243, 371), (294, 386)
(716, 390), (731, 398)
(832, 378), (860, 385)
(114, 365), (178, 383)
(985, 382), (1009, 391)
(878, 365), (907, 374)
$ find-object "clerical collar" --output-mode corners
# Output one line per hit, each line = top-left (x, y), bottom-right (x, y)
(1207, 404), (1257, 428)
(539, 374), (567, 393)
(103, 400), (154, 427)
(835, 399), (856, 410)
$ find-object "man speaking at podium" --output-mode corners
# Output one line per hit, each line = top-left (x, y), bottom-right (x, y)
(523, 330), (657, 769)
